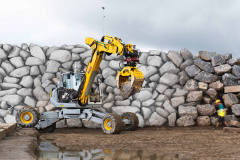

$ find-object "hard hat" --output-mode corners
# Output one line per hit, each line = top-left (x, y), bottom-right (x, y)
(216, 100), (221, 103)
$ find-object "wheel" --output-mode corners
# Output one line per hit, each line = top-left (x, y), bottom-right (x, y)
(102, 113), (123, 134)
(16, 106), (39, 127)
(38, 123), (56, 133)
(121, 112), (139, 131)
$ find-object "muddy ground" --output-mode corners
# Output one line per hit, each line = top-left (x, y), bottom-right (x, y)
(39, 126), (240, 159)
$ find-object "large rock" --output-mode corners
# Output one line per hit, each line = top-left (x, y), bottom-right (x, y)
(71, 48), (86, 54)
(1, 61), (15, 74)
(138, 66), (157, 78)
(9, 66), (30, 78)
(168, 113), (176, 127)
(1, 101), (9, 110)
(33, 86), (50, 101)
(115, 99), (130, 106)
(102, 68), (116, 79)
(186, 91), (203, 102)
(232, 65), (240, 78)
(9, 57), (24, 68)
(194, 71), (219, 83)
(209, 80), (224, 91)
(214, 64), (231, 75)
(139, 52), (149, 65)
(160, 61), (179, 75)
(20, 50), (30, 60)
(3, 76), (19, 84)
(0, 68), (7, 77)
(66, 118), (82, 127)
(173, 88), (188, 97)
(185, 65), (201, 77)
(163, 100), (176, 114)
(103, 102), (114, 112)
(0, 88), (17, 97)
(30, 66), (40, 76)
(156, 94), (169, 102)
(228, 57), (240, 65)
(196, 104), (216, 116)
(206, 88), (218, 100)
(222, 73), (238, 86)
(167, 50), (183, 67)
(71, 53), (80, 61)
(178, 71), (189, 85)
(131, 100), (141, 108)
(222, 93), (239, 108)
(42, 73), (55, 82)
(180, 59), (193, 70)
(211, 54), (225, 67)
(3, 44), (13, 52)
(133, 90), (152, 102)
(156, 107), (169, 118)
(0, 83), (22, 90)
(177, 116), (195, 126)
(156, 84), (168, 94)
(225, 115), (238, 126)
(0, 109), (9, 118)
(104, 75), (117, 87)
(178, 105), (198, 119)
(0, 48), (7, 59)
(142, 107), (152, 119)
(197, 116), (211, 126)
(100, 60), (110, 70)
(231, 104), (240, 116)
(184, 79), (198, 91)
(24, 96), (36, 107)
(49, 50), (71, 62)
(0, 95), (23, 106)
(30, 45), (46, 62)
(149, 50), (161, 56)
(108, 60), (123, 70)
(8, 46), (21, 58)
(180, 48), (193, 60)
(142, 99), (155, 107)
(147, 56), (163, 67)
(136, 113), (144, 127)
(112, 106), (140, 115)
(46, 60), (61, 73)
(159, 73), (179, 86)
(161, 52), (169, 62)
(149, 112), (166, 126)
(25, 57), (44, 66)
(164, 89), (175, 99)
(223, 53), (232, 61)
(4, 114), (16, 123)
(20, 76), (33, 88)
(194, 58), (214, 73)
(199, 51), (216, 61)
(171, 96), (185, 108)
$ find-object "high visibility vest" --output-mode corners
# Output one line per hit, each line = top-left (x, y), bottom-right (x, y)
(218, 109), (225, 117)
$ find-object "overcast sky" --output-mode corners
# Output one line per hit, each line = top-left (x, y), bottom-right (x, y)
(0, 0), (240, 57)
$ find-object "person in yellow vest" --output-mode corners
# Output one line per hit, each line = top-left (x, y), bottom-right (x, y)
(216, 100), (228, 128)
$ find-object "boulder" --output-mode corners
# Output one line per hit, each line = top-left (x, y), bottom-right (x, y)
(168, 113), (176, 127)
(71, 53), (80, 61)
(160, 61), (180, 75)
(46, 60), (61, 73)
(1, 61), (15, 74)
(171, 96), (185, 108)
(210, 117), (218, 125)
(56, 119), (67, 128)
(9, 57), (24, 68)
(25, 57), (44, 66)
(203, 96), (212, 104)
(178, 105), (198, 119)
(99, 60), (110, 70)
(9, 66), (30, 78)
(167, 50), (183, 67)
(197, 116), (211, 126)
(149, 50), (161, 56)
(39, 65), (46, 74)
(45, 103), (55, 111)
(82, 119), (101, 129)
(45, 84), (56, 93)
(142, 107), (152, 119)
(0, 88), (17, 97)
(112, 106), (140, 115)
(115, 99), (131, 106)
(232, 65), (240, 78)
(147, 56), (163, 67)
(142, 99), (155, 107)
(211, 54), (226, 67)
(186, 91), (203, 102)
(161, 52), (169, 62)
(102, 68), (116, 78)
(214, 64), (232, 75)
(228, 57), (240, 65)
(136, 113), (144, 127)
(66, 118), (82, 127)
(198, 82), (208, 91)
(194, 71), (219, 83)
(196, 104), (216, 116)
(222, 93), (239, 108)
(24, 96), (36, 107)
(156, 94), (169, 102)
(206, 88), (218, 100)
(33, 86), (50, 101)
(20, 76), (33, 88)
(178, 71), (189, 85)
(185, 65), (201, 77)
(0, 48), (7, 59)
(154, 102), (163, 107)
(163, 100), (176, 114)
(156, 107), (169, 118)
(199, 51), (216, 61)
(180, 48), (193, 60)
(49, 50), (71, 62)
(156, 84), (168, 94)
(164, 89), (176, 99)
(21, 43), (28, 50)
(139, 52), (149, 65)
(4, 114), (16, 123)
(1, 101), (9, 110)
(83, 57), (91, 65)
(223, 53), (232, 61)
(103, 102), (114, 112)
(159, 73), (179, 86)
(131, 100), (141, 108)
(133, 90), (152, 102)
(36, 101), (49, 108)
(62, 61), (73, 69)
(194, 58), (214, 73)
(104, 75), (117, 87)
(149, 112), (166, 126)
(231, 104), (240, 116)
(30, 45), (46, 62)
(109, 60), (123, 70)
(152, 90), (158, 100)
(177, 116), (195, 127)
(79, 50), (92, 60)
(0, 95), (23, 106)
(20, 50), (30, 60)
(180, 59), (193, 70)
(42, 73), (55, 82)
(184, 79), (198, 91)
(0, 68), (7, 77)
(209, 81), (224, 91)
(34, 76), (42, 88)
(106, 86), (113, 93)
(3, 76), (19, 84)
(173, 88), (188, 97)
(30, 66), (40, 76)
(225, 115), (238, 126)
(0, 83), (22, 90)
(138, 66), (157, 78)
(222, 73), (238, 86)
(8, 46), (21, 58)
(71, 48), (86, 54)
(103, 93), (115, 103)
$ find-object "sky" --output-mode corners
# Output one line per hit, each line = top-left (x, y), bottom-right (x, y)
(0, 0), (240, 57)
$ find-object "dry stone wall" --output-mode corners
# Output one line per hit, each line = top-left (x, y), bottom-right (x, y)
(0, 43), (240, 128)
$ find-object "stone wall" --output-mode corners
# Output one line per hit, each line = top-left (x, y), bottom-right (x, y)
(0, 43), (239, 128)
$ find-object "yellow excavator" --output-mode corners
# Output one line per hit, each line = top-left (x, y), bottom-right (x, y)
(15, 36), (144, 134)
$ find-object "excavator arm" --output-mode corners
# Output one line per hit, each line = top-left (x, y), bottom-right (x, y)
(78, 36), (144, 106)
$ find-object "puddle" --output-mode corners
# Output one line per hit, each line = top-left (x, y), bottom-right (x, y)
(37, 141), (193, 160)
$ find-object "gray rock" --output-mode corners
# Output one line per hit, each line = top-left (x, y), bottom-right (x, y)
(9, 57), (24, 68)
(0, 68), (7, 77)
(71, 48), (86, 54)
(168, 113), (176, 127)
(142, 107), (152, 119)
(147, 56), (163, 67)
(0, 95), (23, 106)
(178, 71), (189, 85)
(24, 96), (36, 107)
(105, 54), (123, 61)
(149, 112), (166, 126)
(228, 57), (240, 65)
(222, 93), (239, 108)
(131, 100), (141, 108)
(149, 82), (157, 89)
(138, 65), (157, 78)
(0, 48), (7, 59)
(209, 80), (224, 91)
(45, 84), (56, 93)
(112, 106), (140, 115)
(71, 53), (80, 61)
(186, 91), (203, 102)
(214, 64), (232, 75)
(25, 57), (44, 66)
(82, 119), (101, 129)
(232, 65), (240, 77)
(160, 61), (180, 75)
(154, 102), (163, 107)
(115, 99), (130, 106)
(180, 48), (193, 60)
(1, 101), (9, 110)
(0, 88), (17, 97)
(106, 86), (113, 93)
(79, 50), (92, 60)
(222, 73), (238, 86)
(156, 84), (168, 94)
(46, 60), (61, 73)
(33, 86), (50, 101)
(42, 73), (55, 82)
(203, 95), (212, 104)
(56, 119), (67, 128)
(184, 79), (198, 91)
(180, 59), (193, 70)
(3, 44), (13, 52)
(168, 50), (183, 67)
(83, 57), (91, 65)
(46, 46), (60, 57)
(156, 94), (169, 102)
(20, 50), (30, 61)
(108, 60), (122, 70)
(113, 88), (121, 95)
(163, 100), (176, 114)
(30, 45), (46, 62)
(34, 76), (42, 87)
(178, 105), (198, 119)
(159, 73), (179, 86)
(171, 96), (185, 108)
(30, 66), (40, 76)
(199, 51), (216, 61)
(142, 99), (155, 107)
(99, 60), (109, 70)
(133, 90), (152, 102)
(1, 61), (15, 74)
(225, 115), (238, 126)
(49, 50), (71, 62)
(194, 58), (214, 73)
(0, 109), (9, 118)
(151, 90), (158, 100)
(39, 65), (46, 74)
(136, 113), (144, 127)
(231, 104), (240, 116)
(104, 75), (117, 87)
(8, 46), (21, 58)
(66, 118), (82, 127)
(177, 115), (195, 126)
(161, 52), (169, 62)
(102, 68), (116, 79)
(3, 76), (20, 84)
(139, 52), (149, 65)
(196, 104), (216, 116)
(21, 43), (28, 50)
(19, 76), (33, 88)
(156, 107), (169, 118)
(149, 74), (160, 82)
(45, 103), (55, 111)
(103, 102), (114, 112)
(185, 65), (201, 77)
(211, 54), (225, 67)
(206, 88), (218, 100)
(164, 89), (175, 99)
(210, 117), (218, 125)
(114, 95), (123, 101)
(194, 71), (219, 83)
(36, 101), (49, 108)
(17, 88), (33, 96)
(103, 93), (115, 103)
(197, 116), (211, 126)
(223, 53), (232, 61)
(173, 88), (188, 97)
(62, 61), (73, 70)
(149, 50), (161, 56)
(198, 82), (208, 91)
(0, 83), (22, 90)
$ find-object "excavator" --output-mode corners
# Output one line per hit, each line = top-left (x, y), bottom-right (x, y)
(15, 36), (144, 134)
